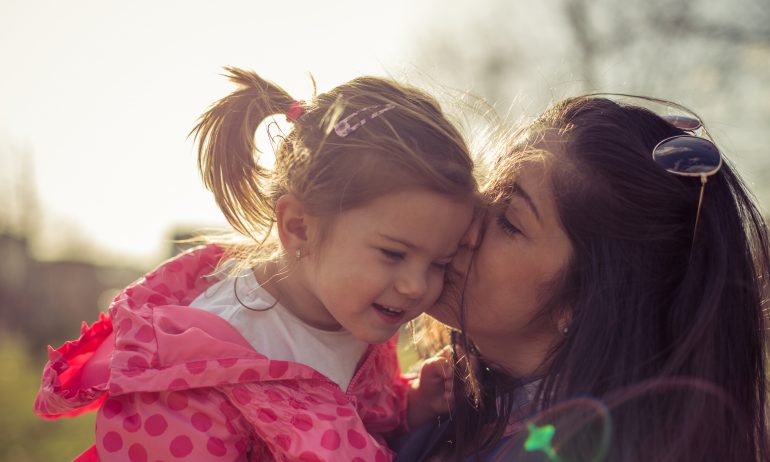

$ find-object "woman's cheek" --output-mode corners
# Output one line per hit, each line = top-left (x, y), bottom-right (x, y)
(427, 285), (463, 328)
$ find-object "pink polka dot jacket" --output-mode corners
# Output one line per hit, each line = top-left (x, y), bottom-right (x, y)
(34, 245), (410, 461)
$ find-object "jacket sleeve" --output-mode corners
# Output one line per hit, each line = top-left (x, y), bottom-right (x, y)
(93, 388), (260, 461)
(34, 245), (223, 419)
(354, 337), (414, 437)
(34, 313), (113, 418)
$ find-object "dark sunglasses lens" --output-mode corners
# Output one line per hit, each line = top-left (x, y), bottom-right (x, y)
(652, 136), (721, 175)
(661, 115), (702, 131)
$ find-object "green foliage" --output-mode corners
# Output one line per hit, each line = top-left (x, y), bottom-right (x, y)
(0, 332), (95, 461)
(397, 325), (420, 373)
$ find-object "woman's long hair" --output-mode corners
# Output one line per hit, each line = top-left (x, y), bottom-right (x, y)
(446, 96), (769, 461)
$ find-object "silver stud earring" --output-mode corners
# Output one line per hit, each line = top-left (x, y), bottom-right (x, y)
(562, 325), (569, 335)
(295, 248), (302, 260)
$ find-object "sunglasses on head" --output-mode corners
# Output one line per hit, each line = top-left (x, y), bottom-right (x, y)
(584, 94), (724, 250)
(653, 114), (723, 250)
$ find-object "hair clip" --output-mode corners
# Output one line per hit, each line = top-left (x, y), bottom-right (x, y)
(333, 103), (396, 137)
(286, 101), (306, 123)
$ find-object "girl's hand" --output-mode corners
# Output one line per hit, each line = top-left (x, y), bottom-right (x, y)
(406, 348), (454, 428)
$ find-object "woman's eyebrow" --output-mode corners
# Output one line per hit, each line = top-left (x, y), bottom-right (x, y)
(511, 183), (541, 223)
(378, 233), (416, 249)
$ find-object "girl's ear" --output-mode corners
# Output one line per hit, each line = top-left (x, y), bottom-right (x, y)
(275, 195), (309, 254)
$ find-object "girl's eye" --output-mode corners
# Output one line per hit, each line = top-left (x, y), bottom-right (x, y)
(380, 249), (405, 260)
(496, 214), (521, 236)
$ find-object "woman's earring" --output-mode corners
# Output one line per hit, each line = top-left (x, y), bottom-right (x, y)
(562, 325), (569, 335)
(295, 248), (302, 260)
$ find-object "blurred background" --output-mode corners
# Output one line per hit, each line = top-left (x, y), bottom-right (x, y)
(1, 0), (768, 459)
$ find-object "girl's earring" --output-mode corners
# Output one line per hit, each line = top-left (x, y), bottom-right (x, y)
(295, 248), (302, 260)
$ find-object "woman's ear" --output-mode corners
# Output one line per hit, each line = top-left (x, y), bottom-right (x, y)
(556, 311), (572, 336)
(275, 195), (309, 255)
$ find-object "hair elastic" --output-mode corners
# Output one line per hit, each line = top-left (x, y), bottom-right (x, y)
(286, 101), (306, 122)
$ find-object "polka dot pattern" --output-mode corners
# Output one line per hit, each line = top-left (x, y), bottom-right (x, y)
(186, 360), (207, 374)
(257, 408), (277, 423)
(269, 360), (289, 378)
(140, 392), (158, 405)
(238, 369), (261, 382)
(207, 436), (227, 456)
(41, 246), (404, 461)
(122, 414), (141, 432)
(347, 429), (368, 449)
(191, 412), (212, 432)
(291, 414), (313, 431)
(128, 443), (147, 462)
(102, 399), (123, 419)
(134, 325), (154, 343)
(169, 435), (193, 457)
(103, 431), (123, 452)
(320, 429), (341, 450)
(144, 414), (168, 436)
(275, 433), (291, 451)
(166, 392), (188, 411)
(217, 358), (238, 368)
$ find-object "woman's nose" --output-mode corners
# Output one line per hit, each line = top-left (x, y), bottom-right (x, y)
(460, 209), (484, 250)
(450, 210), (484, 277)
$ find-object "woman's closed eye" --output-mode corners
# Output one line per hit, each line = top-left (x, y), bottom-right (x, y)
(431, 259), (452, 270)
(496, 213), (522, 236)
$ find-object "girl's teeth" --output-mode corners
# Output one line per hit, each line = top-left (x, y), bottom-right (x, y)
(376, 304), (402, 314)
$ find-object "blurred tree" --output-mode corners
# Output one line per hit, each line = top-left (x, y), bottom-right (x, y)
(408, 0), (770, 212)
(0, 144), (38, 239)
(0, 142), (144, 353)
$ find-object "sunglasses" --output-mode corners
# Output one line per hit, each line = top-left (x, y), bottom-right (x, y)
(584, 93), (724, 249)
(653, 114), (723, 248)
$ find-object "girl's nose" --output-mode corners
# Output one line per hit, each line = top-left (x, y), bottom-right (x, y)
(395, 268), (428, 300)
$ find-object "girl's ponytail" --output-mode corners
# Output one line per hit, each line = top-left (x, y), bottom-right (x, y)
(191, 67), (294, 240)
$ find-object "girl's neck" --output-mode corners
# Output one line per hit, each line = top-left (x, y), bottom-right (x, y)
(252, 259), (342, 331)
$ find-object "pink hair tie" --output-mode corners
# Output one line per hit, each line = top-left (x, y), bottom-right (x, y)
(286, 101), (306, 122)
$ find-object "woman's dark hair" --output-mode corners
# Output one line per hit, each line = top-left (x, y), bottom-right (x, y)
(446, 96), (769, 461)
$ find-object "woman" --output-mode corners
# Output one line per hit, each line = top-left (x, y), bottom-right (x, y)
(398, 95), (770, 461)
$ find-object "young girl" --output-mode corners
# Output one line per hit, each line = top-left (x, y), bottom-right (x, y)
(35, 68), (477, 461)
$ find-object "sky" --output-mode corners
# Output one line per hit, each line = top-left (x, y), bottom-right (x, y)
(2, 1), (768, 268)
(0, 0), (428, 267)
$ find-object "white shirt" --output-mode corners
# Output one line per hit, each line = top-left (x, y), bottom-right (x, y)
(190, 267), (368, 390)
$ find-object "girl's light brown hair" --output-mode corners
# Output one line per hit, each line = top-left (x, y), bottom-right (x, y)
(190, 67), (476, 256)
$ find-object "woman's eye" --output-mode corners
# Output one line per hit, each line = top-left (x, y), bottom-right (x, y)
(496, 214), (521, 236)
(431, 260), (450, 270)
(380, 249), (405, 260)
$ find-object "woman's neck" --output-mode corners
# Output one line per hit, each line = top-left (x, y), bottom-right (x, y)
(474, 330), (557, 378)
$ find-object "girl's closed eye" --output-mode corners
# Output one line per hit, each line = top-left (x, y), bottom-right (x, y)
(380, 248), (405, 261)
(496, 213), (522, 236)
